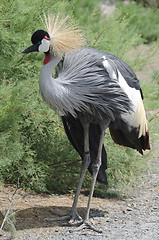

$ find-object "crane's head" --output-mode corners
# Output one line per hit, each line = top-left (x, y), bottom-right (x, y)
(22, 30), (51, 54)
(22, 13), (86, 60)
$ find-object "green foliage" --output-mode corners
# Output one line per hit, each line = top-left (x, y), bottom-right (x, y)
(0, 0), (83, 193)
(0, 0), (157, 196)
(117, 1), (159, 43)
(134, 0), (159, 8)
(141, 70), (159, 110)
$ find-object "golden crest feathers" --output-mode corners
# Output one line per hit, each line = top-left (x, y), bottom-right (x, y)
(40, 12), (86, 57)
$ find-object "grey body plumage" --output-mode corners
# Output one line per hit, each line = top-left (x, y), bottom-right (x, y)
(40, 47), (133, 122)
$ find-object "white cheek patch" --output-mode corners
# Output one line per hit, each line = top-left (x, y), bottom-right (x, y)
(39, 38), (50, 52)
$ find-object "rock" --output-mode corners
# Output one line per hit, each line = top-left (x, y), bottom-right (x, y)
(127, 208), (133, 211)
(153, 206), (158, 210)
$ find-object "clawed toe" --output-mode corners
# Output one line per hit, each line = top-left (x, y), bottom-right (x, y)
(44, 210), (102, 233)
(62, 219), (83, 227)
(44, 210), (82, 224)
(69, 220), (103, 233)
(68, 218), (83, 225)
(44, 215), (71, 222)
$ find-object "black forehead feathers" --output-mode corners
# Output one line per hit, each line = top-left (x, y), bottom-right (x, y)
(31, 30), (50, 44)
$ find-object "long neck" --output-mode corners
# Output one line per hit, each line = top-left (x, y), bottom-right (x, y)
(42, 54), (62, 77)
(39, 53), (63, 112)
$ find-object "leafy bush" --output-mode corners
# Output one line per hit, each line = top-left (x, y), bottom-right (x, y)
(117, 1), (159, 43)
(135, 0), (159, 8)
(0, 0), (152, 195)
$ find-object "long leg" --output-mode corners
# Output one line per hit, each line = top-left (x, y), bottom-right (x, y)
(84, 129), (105, 223)
(69, 123), (91, 223)
(72, 123), (108, 233)
(45, 123), (90, 224)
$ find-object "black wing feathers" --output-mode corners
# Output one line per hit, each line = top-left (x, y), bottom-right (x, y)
(62, 115), (107, 184)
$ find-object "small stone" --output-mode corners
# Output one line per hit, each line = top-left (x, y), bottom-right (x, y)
(55, 229), (59, 232)
(135, 221), (140, 225)
(131, 203), (136, 207)
(106, 218), (111, 222)
(153, 206), (158, 210)
(127, 208), (133, 211)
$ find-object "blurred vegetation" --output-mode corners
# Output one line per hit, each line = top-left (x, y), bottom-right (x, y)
(134, 0), (159, 8)
(117, 1), (159, 43)
(0, 0), (158, 195)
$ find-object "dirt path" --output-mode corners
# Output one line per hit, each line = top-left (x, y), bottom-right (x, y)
(0, 46), (159, 240)
(0, 152), (158, 240)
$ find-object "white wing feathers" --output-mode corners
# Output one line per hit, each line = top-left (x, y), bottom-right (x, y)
(102, 56), (148, 137)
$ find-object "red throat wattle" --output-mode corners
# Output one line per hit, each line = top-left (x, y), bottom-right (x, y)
(44, 54), (51, 65)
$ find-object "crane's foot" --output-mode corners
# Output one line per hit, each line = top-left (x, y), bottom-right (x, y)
(44, 210), (82, 225)
(69, 220), (102, 233)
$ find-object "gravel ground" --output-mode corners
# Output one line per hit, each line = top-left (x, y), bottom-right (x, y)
(44, 158), (159, 240)
(1, 155), (158, 240)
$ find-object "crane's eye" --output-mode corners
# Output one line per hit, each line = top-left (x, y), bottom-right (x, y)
(38, 37), (50, 53)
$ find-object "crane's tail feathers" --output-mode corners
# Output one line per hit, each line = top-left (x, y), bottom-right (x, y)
(40, 12), (86, 57)
(109, 127), (150, 155)
(139, 131), (150, 151)
(62, 115), (107, 184)
(136, 100), (148, 138)
(109, 93), (150, 155)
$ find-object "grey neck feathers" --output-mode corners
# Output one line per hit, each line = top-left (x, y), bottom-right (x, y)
(39, 54), (66, 115)
(43, 54), (62, 77)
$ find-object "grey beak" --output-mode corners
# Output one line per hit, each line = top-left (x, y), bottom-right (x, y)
(21, 42), (39, 53)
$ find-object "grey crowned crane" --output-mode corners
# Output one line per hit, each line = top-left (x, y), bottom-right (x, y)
(22, 13), (150, 232)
